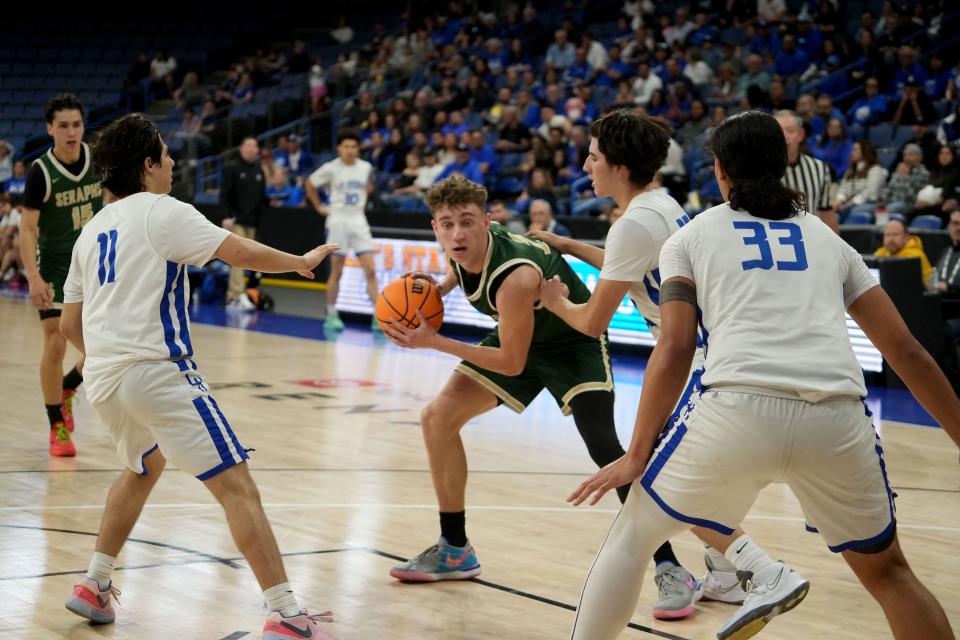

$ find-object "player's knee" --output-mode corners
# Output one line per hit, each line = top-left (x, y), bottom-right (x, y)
(43, 332), (67, 359)
(420, 402), (455, 441)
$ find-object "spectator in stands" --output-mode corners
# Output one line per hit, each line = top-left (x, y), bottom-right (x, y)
(124, 52), (151, 88)
(775, 34), (811, 79)
(149, 50), (177, 98)
(631, 60), (664, 107)
(913, 145), (960, 223)
(834, 141), (888, 220)
(736, 54), (771, 99)
(709, 62), (738, 104)
(565, 47), (594, 86)
(889, 76), (936, 127)
(199, 100), (223, 136)
(594, 44), (633, 88)
(517, 168), (559, 214)
(489, 199), (526, 234)
(467, 130), (497, 180)
(221, 137), (267, 308)
(434, 142), (483, 184)
(277, 134), (313, 180)
(645, 89), (669, 118)
(527, 199), (570, 237)
(0, 194), (22, 283)
(330, 15), (354, 44)
(0, 140), (13, 184)
(891, 46), (928, 96)
(873, 218), (934, 287)
(763, 77), (794, 112)
(683, 49), (714, 93)
(3, 160), (26, 198)
(266, 168), (296, 207)
(495, 107), (532, 153)
(810, 94), (845, 139)
(878, 143), (930, 217)
(757, 0), (787, 23)
(924, 52), (948, 100)
(676, 100), (709, 147)
(812, 117), (854, 178)
(173, 71), (209, 111)
(847, 78), (889, 128)
(663, 6), (695, 44)
(546, 29), (576, 70)
(933, 209), (960, 295)
(748, 20), (781, 57)
(230, 72), (255, 104)
(937, 103), (960, 148)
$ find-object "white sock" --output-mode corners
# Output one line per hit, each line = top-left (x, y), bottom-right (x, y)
(723, 535), (777, 577)
(705, 545), (737, 572)
(85, 551), (115, 590)
(264, 582), (300, 617)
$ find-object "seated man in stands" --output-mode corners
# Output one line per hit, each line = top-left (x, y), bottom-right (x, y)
(877, 144), (930, 218)
(528, 199), (570, 237)
(934, 208), (960, 296)
(874, 218), (933, 287)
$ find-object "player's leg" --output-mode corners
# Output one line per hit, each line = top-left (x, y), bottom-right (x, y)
(389, 370), (499, 582)
(323, 254), (345, 330)
(357, 252), (380, 331)
(61, 356), (84, 434)
(842, 537), (954, 639)
(40, 313), (74, 455)
(226, 224), (254, 305)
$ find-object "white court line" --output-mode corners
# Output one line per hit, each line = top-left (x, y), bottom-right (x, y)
(2, 502), (959, 534)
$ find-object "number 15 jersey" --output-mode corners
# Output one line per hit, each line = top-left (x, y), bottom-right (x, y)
(659, 204), (877, 401)
(63, 193), (231, 403)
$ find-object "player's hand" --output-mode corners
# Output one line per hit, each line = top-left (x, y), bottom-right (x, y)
(382, 311), (438, 349)
(222, 217), (236, 231)
(568, 453), (648, 507)
(400, 271), (438, 286)
(314, 205), (330, 217)
(298, 244), (340, 278)
(527, 229), (567, 252)
(28, 274), (53, 310)
(539, 275), (569, 311)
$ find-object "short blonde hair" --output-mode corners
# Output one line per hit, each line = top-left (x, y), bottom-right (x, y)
(425, 175), (488, 216)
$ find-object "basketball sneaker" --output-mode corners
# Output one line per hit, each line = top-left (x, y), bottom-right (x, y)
(389, 536), (482, 582)
(49, 422), (77, 457)
(64, 577), (120, 624)
(653, 563), (703, 619)
(263, 609), (336, 640)
(324, 310), (344, 332)
(715, 561), (809, 640)
(62, 388), (77, 433)
(700, 553), (747, 604)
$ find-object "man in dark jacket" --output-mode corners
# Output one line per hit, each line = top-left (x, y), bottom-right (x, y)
(221, 136), (267, 306)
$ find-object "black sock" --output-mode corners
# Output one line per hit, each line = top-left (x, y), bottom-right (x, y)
(62, 366), (83, 391)
(46, 404), (64, 428)
(653, 541), (680, 567)
(439, 511), (467, 547)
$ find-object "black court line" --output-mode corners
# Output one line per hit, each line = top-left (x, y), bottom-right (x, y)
(0, 466), (956, 495)
(0, 533), (687, 639)
(0, 524), (243, 569)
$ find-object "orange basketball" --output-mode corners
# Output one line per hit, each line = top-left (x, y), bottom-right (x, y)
(376, 276), (444, 332)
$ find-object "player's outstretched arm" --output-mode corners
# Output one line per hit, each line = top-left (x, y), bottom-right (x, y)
(214, 235), (339, 279)
(569, 277), (698, 506)
(849, 286), (960, 448)
(541, 275), (630, 338)
(527, 230), (605, 269)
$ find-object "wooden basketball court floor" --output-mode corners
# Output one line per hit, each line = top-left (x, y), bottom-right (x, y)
(0, 295), (957, 640)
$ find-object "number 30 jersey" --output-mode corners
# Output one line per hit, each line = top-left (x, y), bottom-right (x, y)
(63, 193), (231, 403)
(659, 204), (877, 401)
(307, 158), (373, 218)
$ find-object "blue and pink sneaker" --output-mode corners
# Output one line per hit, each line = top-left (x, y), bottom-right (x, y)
(263, 609), (337, 639)
(389, 536), (482, 582)
(65, 577), (120, 624)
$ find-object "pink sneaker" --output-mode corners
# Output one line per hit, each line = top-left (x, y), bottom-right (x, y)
(263, 609), (336, 639)
(64, 577), (120, 624)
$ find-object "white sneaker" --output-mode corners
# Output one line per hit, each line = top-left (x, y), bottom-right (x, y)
(701, 553), (747, 604)
(715, 562), (809, 640)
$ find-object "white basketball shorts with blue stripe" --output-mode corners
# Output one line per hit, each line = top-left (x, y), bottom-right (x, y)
(91, 359), (249, 480)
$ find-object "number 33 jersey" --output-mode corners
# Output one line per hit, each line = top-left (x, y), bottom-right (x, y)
(659, 204), (877, 401)
(63, 192), (231, 403)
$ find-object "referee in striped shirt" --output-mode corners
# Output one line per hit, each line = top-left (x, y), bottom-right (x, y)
(775, 110), (838, 232)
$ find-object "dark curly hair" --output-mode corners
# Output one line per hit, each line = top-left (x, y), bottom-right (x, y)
(589, 110), (672, 188)
(92, 113), (164, 198)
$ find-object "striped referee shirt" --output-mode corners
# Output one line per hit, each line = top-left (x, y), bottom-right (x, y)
(783, 153), (832, 214)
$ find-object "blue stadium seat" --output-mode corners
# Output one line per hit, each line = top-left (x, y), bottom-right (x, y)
(868, 123), (893, 147)
(877, 146), (897, 170)
(909, 215), (944, 230)
(494, 176), (525, 194)
(572, 196), (615, 217)
(844, 211), (875, 225)
(890, 126), (914, 151)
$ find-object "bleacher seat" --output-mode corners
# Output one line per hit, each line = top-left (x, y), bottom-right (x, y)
(909, 215), (944, 230)
(890, 126), (914, 151)
(845, 210), (875, 225)
(877, 146), (897, 170)
(868, 123), (893, 147)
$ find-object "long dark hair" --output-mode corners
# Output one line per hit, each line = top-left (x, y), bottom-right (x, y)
(710, 111), (804, 220)
(846, 140), (879, 180)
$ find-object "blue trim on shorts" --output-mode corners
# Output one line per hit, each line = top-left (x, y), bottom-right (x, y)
(193, 396), (233, 467)
(827, 517), (897, 553)
(196, 456), (246, 481)
(206, 395), (245, 463)
(805, 523), (819, 533)
(640, 418), (736, 536)
(139, 444), (160, 476)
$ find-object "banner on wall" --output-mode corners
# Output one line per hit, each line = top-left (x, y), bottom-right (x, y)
(336, 237), (883, 372)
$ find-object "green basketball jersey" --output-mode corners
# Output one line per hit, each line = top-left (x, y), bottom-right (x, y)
(34, 142), (103, 261)
(451, 222), (592, 344)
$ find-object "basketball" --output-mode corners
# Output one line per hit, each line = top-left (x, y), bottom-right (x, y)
(375, 276), (444, 332)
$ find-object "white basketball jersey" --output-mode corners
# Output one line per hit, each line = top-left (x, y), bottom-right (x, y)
(63, 192), (231, 403)
(599, 189), (690, 340)
(308, 158), (372, 218)
(659, 204), (876, 401)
